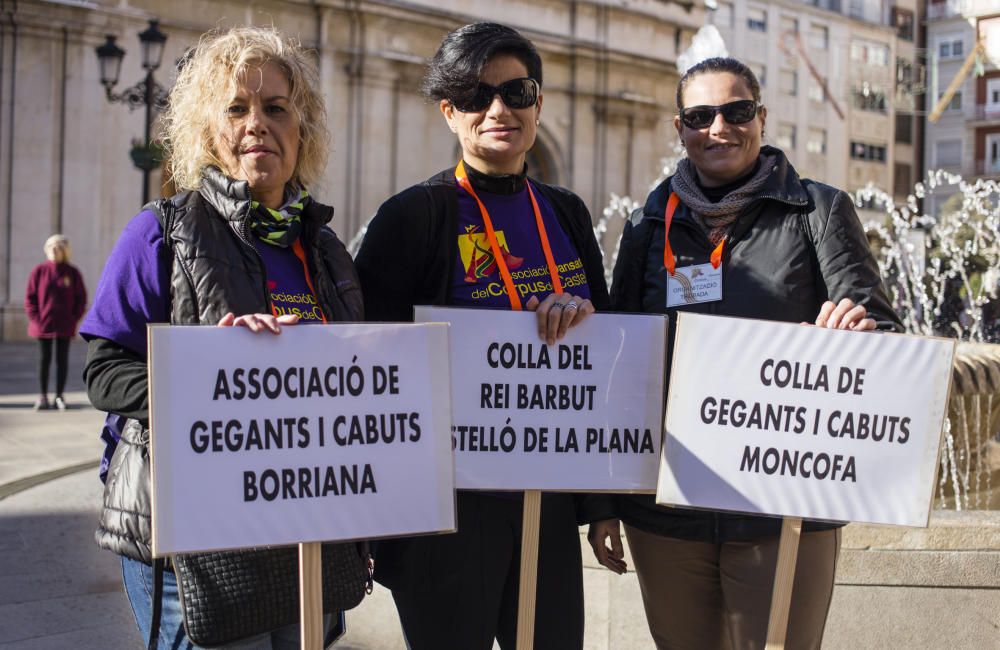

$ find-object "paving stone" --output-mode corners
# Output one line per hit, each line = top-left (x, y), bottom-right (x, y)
(838, 548), (1000, 587)
(824, 585), (1000, 649)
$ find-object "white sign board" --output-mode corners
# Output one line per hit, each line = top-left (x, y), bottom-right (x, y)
(657, 313), (955, 527)
(148, 323), (455, 556)
(415, 306), (667, 491)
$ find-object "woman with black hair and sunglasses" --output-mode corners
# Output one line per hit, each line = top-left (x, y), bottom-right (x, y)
(586, 57), (902, 649)
(354, 22), (609, 650)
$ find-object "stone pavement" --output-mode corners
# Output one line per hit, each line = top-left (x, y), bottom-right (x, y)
(0, 341), (655, 649)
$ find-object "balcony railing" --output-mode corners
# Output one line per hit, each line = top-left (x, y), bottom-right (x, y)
(927, 0), (968, 20)
(970, 159), (1000, 176)
(972, 104), (1000, 121)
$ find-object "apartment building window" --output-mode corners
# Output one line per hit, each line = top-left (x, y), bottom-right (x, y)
(808, 78), (826, 103)
(780, 69), (798, 96)
(851, 141), (887, 162)
(776, 124), (797, 151)
(808, 23), (828, 50)
(894, 163), (912, 197)
(851, 40), (890, 67)
(714, 1), (734, 28)
(807, 128), (827, 154)
(938, 36), (965, 60)
(748, 6), (767, 32)
(934, 139), (961, 168)
(853, 84), (887, 112)
(986, 134), (1000, 173)
(848, 0), (884, 22)
(891, 7), (915, 41)
(983, 18), (1000, 63)
(938, 91), (962, 111)
(895, 114), (913, 144)
(896, 58), (917, 89)
(780, 16), (798, 34)
(986, 78), (1000, 113)
(750, 62), (767, 87)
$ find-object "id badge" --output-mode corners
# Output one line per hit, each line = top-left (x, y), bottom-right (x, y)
(666, 263), (723, 307)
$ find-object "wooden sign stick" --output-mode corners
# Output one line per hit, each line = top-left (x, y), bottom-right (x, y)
(299, 541), (324, 650)
(515, 489), (543, 650)
(765, 517), (803, 650)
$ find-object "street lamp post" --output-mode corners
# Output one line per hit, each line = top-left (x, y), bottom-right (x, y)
(96, 19), (170, 205)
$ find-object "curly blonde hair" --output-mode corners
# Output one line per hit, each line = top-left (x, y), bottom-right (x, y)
(162, 26), (329, 191)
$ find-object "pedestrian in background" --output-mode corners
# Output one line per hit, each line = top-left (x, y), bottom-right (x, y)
(24, 234), (87, 411)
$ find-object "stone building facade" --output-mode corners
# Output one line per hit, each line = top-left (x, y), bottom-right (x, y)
(709, 0), (924, 223)
(924, 0), (1000, 216)
(0, 0), (703, 340)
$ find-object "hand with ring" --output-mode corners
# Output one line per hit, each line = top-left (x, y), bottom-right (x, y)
(525, 293), (595, 345)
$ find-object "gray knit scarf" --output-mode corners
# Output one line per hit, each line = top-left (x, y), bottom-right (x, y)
(670, 153), (778, 244)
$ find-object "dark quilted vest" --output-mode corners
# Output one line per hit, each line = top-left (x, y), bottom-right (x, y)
(96, 168), (363, 563)
(159, 167), (363, 325)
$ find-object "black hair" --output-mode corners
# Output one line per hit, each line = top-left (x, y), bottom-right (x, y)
(676, 57), (761, 111)
(421, 22), (543, 106)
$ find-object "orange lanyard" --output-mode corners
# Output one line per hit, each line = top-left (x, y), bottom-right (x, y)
(265, 239), (328, 323)
(663, 192), (724, 276)
(455, 160), (563, 311)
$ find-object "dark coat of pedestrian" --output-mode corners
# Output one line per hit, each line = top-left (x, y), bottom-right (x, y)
(24, 234), (86, 410)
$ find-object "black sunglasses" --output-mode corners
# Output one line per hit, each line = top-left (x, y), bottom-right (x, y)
(452, 77), (540, 113)
(680, 99), (760, 130)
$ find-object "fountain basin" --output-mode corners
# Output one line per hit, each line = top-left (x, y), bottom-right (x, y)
(824, 510), (1000, 648)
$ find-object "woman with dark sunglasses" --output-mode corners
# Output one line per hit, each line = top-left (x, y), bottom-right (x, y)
(354, 22), (610, 650)
(587, 57), (902, 649)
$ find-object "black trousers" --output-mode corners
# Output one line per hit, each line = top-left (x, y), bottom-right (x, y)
(378, 491), (584, 650)
(38, 337), (70, 396)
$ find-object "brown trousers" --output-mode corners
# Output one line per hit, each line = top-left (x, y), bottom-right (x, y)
(624, 524), (841, 650)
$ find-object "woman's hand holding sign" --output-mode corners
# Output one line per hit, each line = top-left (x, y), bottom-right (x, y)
(218, 312), (299, 334)
(809, 299), (877, 332)
(526, 293), (595, 346)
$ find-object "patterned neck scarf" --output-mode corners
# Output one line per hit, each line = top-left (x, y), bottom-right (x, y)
(248, 187), (310, 247)
(670, 154), (777, 245)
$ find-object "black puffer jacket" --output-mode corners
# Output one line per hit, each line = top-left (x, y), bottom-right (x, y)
(610, 146), (902, 542)
(91, 168), (363, 562)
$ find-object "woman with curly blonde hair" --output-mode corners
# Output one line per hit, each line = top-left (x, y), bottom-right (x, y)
(80, 26), (363, 648)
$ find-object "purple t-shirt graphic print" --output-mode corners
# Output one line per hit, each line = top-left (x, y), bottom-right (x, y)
(450, 182), (591, 309)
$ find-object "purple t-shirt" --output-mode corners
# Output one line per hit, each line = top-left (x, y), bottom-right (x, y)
(252, 239), (326, 323)
(450, 182), (591, 308)
(80, 210), (169, 357)
(81, 210), (322, 480)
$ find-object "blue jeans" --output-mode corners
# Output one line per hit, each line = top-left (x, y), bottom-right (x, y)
(122, 556), (340, 649)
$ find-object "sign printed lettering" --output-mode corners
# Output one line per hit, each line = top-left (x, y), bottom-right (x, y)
(148, 323), (454, 555)
(657, 313), (956, 527)
(416, 307), (667, 491)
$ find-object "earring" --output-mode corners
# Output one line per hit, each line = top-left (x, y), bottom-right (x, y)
(535, 119), (540, 125)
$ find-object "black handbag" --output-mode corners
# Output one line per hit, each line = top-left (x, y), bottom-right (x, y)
(97, 418), (371, 649)
(173, 543), (369, 647)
